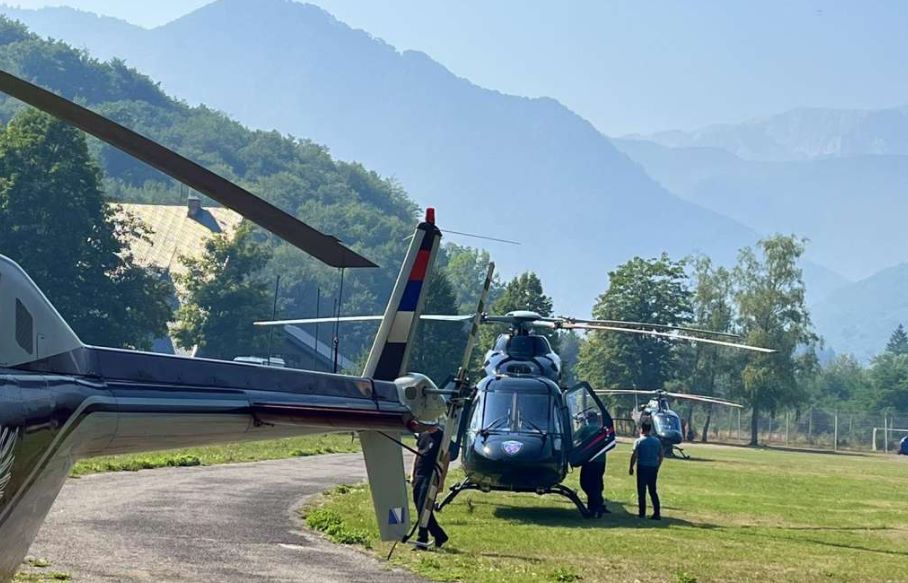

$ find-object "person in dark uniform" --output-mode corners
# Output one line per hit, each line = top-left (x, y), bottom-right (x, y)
(579, 410), (610, 518)
(411, 424), (449, 549)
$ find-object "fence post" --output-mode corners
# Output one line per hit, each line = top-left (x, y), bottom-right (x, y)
(768, 415), (773, 443)
(785, 411), (790, 446)
(807, 408), (813, 444)
(884, 416), (889, 454)
(872, 427), (877, 452)
(834, 410), (838, 452)
(737, 409), (741, 441)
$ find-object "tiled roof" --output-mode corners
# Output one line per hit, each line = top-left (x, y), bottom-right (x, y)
(113, 203), (243, 278)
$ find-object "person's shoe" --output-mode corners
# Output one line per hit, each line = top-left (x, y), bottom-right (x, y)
(637, 514), (645, 519)
(434, 532), (449, 548)
(412, 538), (430, 551)
(600, 506), (612, 514)
(650, 515), (661, 521)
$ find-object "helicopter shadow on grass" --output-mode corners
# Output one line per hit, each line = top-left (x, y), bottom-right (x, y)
(489, 501), (718, 530)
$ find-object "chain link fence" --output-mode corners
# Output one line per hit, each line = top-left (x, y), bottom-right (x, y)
(610, 402), (908, 453)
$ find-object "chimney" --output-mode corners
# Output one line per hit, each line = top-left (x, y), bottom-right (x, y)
(187, 195), (202, 218)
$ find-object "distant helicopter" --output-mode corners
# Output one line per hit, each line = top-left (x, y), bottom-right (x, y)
(596, 389), (743, 459)
(260, 308), (771, 518)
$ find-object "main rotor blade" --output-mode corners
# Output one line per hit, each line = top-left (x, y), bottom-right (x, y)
(663, 392), (743, 408)
(0, 70), (376, 268)
(561, 322), (775, 353)
(551, 317), (742, 339)
(595, 389), (658, 396)
(254, 314), (472, 326)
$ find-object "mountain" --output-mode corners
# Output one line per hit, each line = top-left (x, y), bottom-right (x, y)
(812, 264), (908, 362)
(614, 138), (908, 283)
(631, 105), (908, 162)
(0, 0), (817, 315)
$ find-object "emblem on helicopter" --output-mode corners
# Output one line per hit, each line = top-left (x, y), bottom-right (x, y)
(501, 441), (523, 456)
(0, 425), (19, 502)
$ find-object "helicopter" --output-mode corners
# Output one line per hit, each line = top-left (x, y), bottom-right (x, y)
(258, 308), (771, 518)
(596, 389), (743, 459)
(0, 69), (452, 580)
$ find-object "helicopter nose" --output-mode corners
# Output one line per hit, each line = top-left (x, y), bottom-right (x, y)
(662, 430), (683, 445)
(474, 435), (544, 461)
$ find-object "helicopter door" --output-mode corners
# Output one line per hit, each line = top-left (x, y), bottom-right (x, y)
(564, 382), (615, 467)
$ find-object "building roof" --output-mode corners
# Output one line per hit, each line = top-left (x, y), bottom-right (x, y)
(114, 201), (243, 278)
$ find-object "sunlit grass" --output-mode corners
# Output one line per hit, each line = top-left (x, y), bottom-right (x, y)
(307, 442), (908, 583)
(70, 433), (361, 477)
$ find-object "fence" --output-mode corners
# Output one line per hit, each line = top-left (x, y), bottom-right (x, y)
(611, 403), (908, 453)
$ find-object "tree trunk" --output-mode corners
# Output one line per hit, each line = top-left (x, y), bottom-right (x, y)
(701, 403), (713, 442)
(750, 406), (759, 446)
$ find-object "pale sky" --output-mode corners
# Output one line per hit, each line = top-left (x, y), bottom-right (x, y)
(5, 0), (908, 135)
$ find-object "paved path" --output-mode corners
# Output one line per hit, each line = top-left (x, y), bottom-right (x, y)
(25, 454), (426, 582)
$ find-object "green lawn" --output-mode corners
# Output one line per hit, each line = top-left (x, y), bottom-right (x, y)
(69, 433), (361, 476)
(305, 441), (908, 583)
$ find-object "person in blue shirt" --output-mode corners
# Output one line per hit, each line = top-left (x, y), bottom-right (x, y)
(629, 419), (664, 520)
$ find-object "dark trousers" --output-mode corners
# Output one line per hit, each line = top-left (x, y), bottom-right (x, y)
(636, 465), (660, 517)
(579, 457), (606, 513)
(412, 475), (446, 542)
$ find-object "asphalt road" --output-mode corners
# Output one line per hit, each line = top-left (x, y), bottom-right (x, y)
(25, 454), (427, 582)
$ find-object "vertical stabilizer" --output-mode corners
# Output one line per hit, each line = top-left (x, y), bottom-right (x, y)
(363, 210), (442, 380)
(360, 210), (442, 541)
(0, 255), (83, 368)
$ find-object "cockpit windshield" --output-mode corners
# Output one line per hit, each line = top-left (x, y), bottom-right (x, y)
(481, 390), (553, 433)
(493, 335), (552, 359)
(653, 413), (680, 433)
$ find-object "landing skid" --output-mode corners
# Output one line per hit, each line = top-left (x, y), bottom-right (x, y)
(435, 480), (591, 517)
(663, 444), (690, 459)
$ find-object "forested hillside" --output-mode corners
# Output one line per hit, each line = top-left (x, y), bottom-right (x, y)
(0, 16), (424, 360)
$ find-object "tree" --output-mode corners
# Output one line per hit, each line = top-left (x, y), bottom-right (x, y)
(576, 254), (692, 390)
(886, 324), (908, 356)
(733, 236), (817, 445)
(477, 272), (557, 371)
(410, 270), (465, 384)
(686, 257), (737, 441)
(441, 243), (502, 314)
(0, 109), (172, 348)
(173, 224), (274, 359)
(867, 353), (908, 413)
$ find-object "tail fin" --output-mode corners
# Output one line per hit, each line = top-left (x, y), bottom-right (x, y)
(363, 210), (442, 380)
(0, 255), (83, 368)
(360, 210), (442, 542)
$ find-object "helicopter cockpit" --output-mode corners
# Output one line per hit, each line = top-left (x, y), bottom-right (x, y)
(484, 333), (562, 381)
(470, 383), (561, 437)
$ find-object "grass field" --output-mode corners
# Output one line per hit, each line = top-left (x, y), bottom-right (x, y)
(306, 441), (908, 583)
(69, 433), (361, 476)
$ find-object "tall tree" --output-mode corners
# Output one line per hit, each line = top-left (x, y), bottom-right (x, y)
(477, 272), (557, 370)
(686, 257), (737, 441)
(173, 224), (273, 359)
(441, 243), (502, 314)
(0, 109), (172, 348)
(576, 254), (692, 390)
(886, 324), (908, 356)
(734, 236), (817, 445)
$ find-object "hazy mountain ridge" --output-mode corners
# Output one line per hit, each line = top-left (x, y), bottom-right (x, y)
(614, 138), (908, 282)
(631, 105), (908, 162)
(812, 263), (908, 362)
(0, 0), (812, 316)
